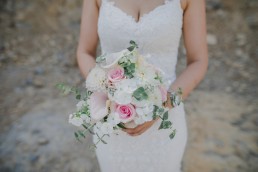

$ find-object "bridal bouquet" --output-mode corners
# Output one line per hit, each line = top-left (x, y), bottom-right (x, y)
(57, 40), (183, 147)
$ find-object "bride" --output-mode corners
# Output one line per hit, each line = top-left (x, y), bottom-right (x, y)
(76, 0), (208, 171)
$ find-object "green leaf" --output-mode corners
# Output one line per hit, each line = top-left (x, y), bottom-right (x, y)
(74, 132), (79, 138)
(132, 87), (148, 101)
(127, 40), (139, 51)
(158, 108), (164, 114)
(127, 46), (134, 52)
(74, 132), (82, 142)
(96, 53), (106, 63)
(78, 130), (86, 138)
(124, 63), (136, 78)
(163, 111), (168, 120)
(117, 123), (126, 129)
(76, 94), (81, 100)
(169, 129), (177, 139)
(153, 105), (159, 112)
(158, 120), (172, 130)
(82, 124), (88, 130)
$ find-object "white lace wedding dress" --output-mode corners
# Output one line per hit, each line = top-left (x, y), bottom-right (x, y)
(93, 0), (188, 171)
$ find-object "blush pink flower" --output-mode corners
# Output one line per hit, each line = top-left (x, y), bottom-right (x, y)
(115, 104), (136, 123)
(107, 66), (125, 83)
(89, 92), (108, 122)
(159, 85), (167, 102)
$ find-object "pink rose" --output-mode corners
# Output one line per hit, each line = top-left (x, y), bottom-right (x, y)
(159, 85), (167, 102)
(107, 66), (125, 83)
(89, 92), (108, 122)
(115, 104), (136, 123)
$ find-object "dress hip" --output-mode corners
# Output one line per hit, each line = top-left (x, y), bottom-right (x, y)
(93, 103), (188, 172)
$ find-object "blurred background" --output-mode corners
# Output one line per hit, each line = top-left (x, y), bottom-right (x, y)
(0, 0), (257, 171)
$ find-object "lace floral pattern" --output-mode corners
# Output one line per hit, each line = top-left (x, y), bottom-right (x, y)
(95, 0), (187, 171)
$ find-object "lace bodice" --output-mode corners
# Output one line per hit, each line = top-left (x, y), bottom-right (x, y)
(98, 0), (183, 88)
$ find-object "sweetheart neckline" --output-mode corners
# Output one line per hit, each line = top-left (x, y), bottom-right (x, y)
(104, 0), (180, 25)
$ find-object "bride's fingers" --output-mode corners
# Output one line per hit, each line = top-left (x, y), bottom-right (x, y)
(122, 128), (135, 134)
(126, 124), (145, 135)
(131, 124), (152, 136)
(122, 124), (146, 134)
(130, 123), (152, 136)
(123, 120), (157, 136)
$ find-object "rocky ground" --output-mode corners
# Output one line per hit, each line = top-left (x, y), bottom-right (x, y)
(0, 0), (257, 171)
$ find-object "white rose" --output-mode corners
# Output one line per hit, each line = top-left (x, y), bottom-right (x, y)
(136, 103), (154, 116)
(69, 114), (83, 127)
(107, 112), (121, 126)
(141, 112), (153, 122)
(135, 66), (157, 85)
(134, 116), (145, 125)
(148, 87), (163, 106)
(115, 79), (138, 94)
(113, 89), (132, 104)
(100, 49), (130, 69)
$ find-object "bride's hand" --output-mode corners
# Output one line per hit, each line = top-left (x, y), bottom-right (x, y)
(122, 118), (160, 136)
(122, 92), (173, 136)
(164, 92), (173, 109)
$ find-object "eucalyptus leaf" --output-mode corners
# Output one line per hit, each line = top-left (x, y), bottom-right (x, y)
(96, 54), (106, 63)
(169, 129), (177, 139)
(117, 123), (126, 129)
(163, 111), (169, 120)
(82, 124), (88, 130)
(78, 130), (86, 138)
(132, 87), (148, 101)
(76, 94), (81, 100)
(158, 120), (172, 129)
(74, 132), (79, 138)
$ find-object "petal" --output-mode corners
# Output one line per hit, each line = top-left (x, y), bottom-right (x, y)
(89, 92), (108, 121)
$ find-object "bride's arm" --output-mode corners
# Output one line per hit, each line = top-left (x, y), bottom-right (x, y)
(76, 0), (99, 79)
(125, 0), (208, 136)
(168, 0), (208, 100)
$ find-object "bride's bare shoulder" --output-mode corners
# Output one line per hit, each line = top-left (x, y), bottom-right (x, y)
(181, 0), (206, 11)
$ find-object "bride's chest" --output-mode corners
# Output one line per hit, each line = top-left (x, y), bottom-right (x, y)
(97, 0), (183, 54)
(98, 0), (183, 37)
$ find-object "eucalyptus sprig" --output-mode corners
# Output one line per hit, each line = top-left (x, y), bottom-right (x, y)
(55, 83), (92, 101)
(153, 105), (177, 140)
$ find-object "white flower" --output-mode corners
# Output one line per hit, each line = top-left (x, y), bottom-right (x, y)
(113, 89), (132, 104)
(107, 112), (121, 126)
(148, 87), (163, 106)
(115, 79), (138, 94)
(76, 100), (87, 110)
(80, 113), (91, 123)
(134, 116), (145, 125)
(136, 103), (154, 116)
(86, 66), (106, 92)
(111, 79), (140, 104)
(100, 122), (114, 135)
(131, 98), (148, 107)
(135, 66), (158, 85)
(69, 113), (83, 127)
(141, 112), (153, 122)
(100, 49), (130, 69)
